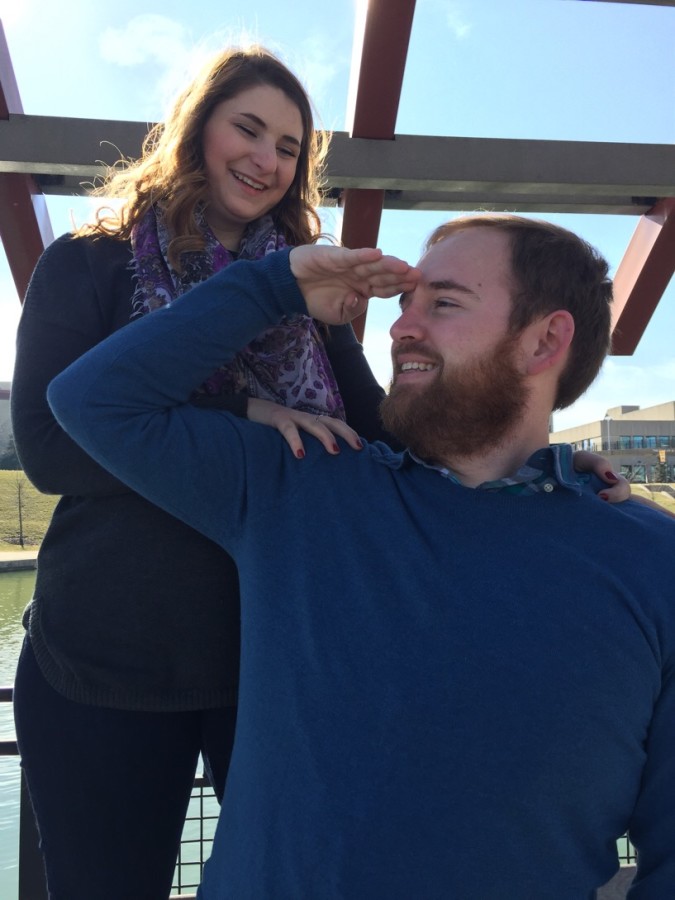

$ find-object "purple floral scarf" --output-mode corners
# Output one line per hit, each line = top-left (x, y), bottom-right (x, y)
(130, 206), (345, 419)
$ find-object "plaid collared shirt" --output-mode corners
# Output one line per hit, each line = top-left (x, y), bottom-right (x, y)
(410, 443), (591, 496)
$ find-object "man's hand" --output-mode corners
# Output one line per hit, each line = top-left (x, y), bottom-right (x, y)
(289, 245), (419, 325)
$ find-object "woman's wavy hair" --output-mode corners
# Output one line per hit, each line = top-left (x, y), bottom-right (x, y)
(425, 214), (613, 411)
(82, 46), (329, 268)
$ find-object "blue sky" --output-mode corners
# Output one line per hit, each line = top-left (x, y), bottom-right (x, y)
(0, 0), (673, 431)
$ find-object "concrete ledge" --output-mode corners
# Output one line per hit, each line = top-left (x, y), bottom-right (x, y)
(0, 551), (37, 571)
(597, 866), (636, 899)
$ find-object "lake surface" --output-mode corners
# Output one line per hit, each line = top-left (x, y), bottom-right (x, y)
(0, 569), (34, 900)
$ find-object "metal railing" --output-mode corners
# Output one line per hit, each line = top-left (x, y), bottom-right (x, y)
(616, 834), (637, 866)
(172, 775), (219, 895)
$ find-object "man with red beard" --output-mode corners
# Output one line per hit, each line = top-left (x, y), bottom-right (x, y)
(380, 217), (608, 484)
(47, 215), (675, 899)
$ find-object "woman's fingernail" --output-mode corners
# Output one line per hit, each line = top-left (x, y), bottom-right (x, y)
(599, 492), (610, 502)
(605, 471), (618, 481)
(332, 443), (340, 454)
(296, 449), (305, 459)
(356, 439), (363, 449)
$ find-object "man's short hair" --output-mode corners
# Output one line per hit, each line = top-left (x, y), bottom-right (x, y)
(425, 215), (613, 410)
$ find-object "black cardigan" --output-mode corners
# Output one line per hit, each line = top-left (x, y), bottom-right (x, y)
(11, 234), (392, 710)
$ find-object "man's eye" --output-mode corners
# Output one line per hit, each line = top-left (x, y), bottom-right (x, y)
(435, 298), (459, 309)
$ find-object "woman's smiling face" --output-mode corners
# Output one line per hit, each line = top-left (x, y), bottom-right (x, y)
(202, 83), (304, 249)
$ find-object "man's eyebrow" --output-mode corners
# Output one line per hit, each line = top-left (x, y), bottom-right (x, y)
(428, 279), (481, 299)
(239, 112), (302, 147)
(399, 279), (481, 307)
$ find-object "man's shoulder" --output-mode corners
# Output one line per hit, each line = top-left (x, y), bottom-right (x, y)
(614, 497), (675, 531)
(610, 497), (675, 528)
(579, 496), (675, 569)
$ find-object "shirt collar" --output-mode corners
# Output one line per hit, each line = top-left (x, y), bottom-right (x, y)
(403, 443), (591, 496)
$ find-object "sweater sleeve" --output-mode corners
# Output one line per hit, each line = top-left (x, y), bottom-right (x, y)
(47, 249), (306, 548)
(11, 236), (134, 497)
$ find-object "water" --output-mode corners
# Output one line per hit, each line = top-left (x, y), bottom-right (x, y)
(0, 569), (34, 900)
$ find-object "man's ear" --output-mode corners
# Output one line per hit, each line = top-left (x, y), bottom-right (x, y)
(523, 310), (575, 376)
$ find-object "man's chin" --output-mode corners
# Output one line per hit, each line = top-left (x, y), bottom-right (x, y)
(389, 376), (433, 397)
(380, 389), (426, 441)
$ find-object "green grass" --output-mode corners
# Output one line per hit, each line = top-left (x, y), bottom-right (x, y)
(631, 483), (675, 516)
(0, 470), (60, 550)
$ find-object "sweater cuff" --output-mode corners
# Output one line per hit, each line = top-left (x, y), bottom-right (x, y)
(261, 248), (308, 318)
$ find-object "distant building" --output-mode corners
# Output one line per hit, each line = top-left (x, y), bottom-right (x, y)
(551, 401), (675, 483)
(0, 382), (11, 455)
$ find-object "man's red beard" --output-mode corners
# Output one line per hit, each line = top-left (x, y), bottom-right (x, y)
(380, 333), (529, 464)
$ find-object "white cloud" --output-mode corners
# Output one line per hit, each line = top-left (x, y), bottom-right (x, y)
(291, 34), (343, 125)
(99, 15), (190, 69)
(0, 0), (28, 28)
(443, 1), (472, 40)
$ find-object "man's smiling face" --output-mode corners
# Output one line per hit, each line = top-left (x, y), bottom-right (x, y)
(389, 227), (516, 391)
(381, 227), (530, 461)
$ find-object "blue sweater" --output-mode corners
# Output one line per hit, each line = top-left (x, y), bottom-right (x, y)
(48, 249), (675, 898)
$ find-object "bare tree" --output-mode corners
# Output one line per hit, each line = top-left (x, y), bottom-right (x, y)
(14, 471), (26, 549)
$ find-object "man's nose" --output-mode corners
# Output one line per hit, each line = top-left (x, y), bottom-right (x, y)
(390, 305), (425, 341)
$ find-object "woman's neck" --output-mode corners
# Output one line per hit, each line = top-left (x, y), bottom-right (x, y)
(204, 211), (245, 253)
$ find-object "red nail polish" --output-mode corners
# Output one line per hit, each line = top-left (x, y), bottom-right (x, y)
(296, 449), (305, 459)
(605, 471), (618, 481)
(599, 493), (609, 501)
(332, 444), (340, 454)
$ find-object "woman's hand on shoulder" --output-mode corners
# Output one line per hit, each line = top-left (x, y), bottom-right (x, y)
(574, 450), (675, 518)
(572, 450), (631, 503)
(247, 398), (363, 459)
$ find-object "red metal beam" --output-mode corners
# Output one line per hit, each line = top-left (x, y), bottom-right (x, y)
(0, 22), (21, 119)
(340, 188), (386, 339)
(341, 0), (416, 339)
(0, 21), (52, 303)
(348, 0), (417, 140)
(610, 198), (675, 354)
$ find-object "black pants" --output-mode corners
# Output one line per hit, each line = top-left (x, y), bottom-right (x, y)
(13, 637), (237, 900)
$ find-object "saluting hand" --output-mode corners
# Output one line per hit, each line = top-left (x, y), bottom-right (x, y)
(289, 245), (419, 325)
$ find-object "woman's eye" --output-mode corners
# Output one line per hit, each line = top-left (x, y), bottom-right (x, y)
(277, 146), (297, 159)
(236, 124), (256, 137)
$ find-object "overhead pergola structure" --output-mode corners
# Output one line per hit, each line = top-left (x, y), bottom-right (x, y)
(1, 0), (674, 349)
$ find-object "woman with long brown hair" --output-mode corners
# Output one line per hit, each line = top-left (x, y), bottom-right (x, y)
(11, 45), (387, 899)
